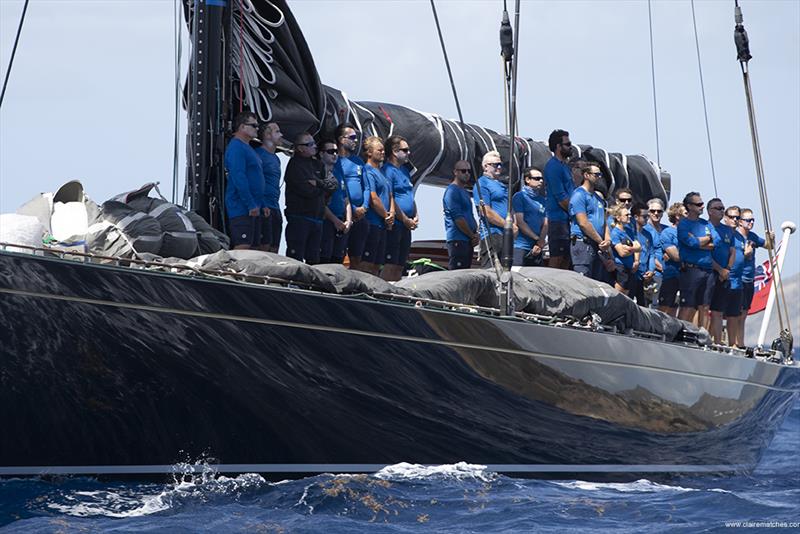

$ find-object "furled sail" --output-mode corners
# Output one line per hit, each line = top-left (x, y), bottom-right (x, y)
(184, 0), (668, 204)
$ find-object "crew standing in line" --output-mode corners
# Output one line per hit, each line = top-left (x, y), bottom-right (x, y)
(443, 161), (479, 270)
(334, 124), (370, 270)
(284, 133), (337, 264)
(319, 139), (352, 264)
(658, 202), (685, 316)
(512, 167), (547, 267)
(568, 163), (609, 280)
(473, 150), (510, 268)
(360, 136), (393, 275)
(677, 192), (715, 326)
(382, 136), (417, 281)
(224, 112), (265, 250)
(255, 122), (284, 252)
(707, 197), (735, 344)
(544, 129), (575, 269)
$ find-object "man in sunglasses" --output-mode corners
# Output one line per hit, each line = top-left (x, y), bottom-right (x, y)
(512, 167), (547, 267)
(443, 161), (479, 269)
(544, 129), (574, 269)
(642, 198), (666, 305)
(284, 132), (337, 264)
(736, 208), (773, 346)
(568, 164), (609, 280)
(382, 135), (417, 281)
(677, 191), (716, 325)
(224, 111), (265, 250)
(319, 139), (351, 265)
(705, 198), (735, 343)
(333, 123), (370, 270)
(473, 150), (511, 268)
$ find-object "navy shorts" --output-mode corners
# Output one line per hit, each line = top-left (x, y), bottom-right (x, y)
(742, 281), (755, 311)
(710, 277), (732, 313)
(385, 224), (412, 266)
(725, 287), (744, 318)
(478, 233), (503, 268)
(285, 215), (323, 264)
(570, 240), (603, 281)
(615, 267), (633, 290)
(658, 276), (680, 308)
(362, 224), (386, 264)
(448, 240), (474, 270)
(262, 208), (282, 249)
(229, 215), (264, 248)
(347, 218), (369, 259)
(513, 247), (543, 267)
(548, 220), (570, 258)
(679, 266), (715, 308)
(320, 219), (349, 263)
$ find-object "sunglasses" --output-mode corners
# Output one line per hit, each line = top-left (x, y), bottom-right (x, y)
(455, 168), (471, 173)
(244, 122), (259, 128)
(727, 215), (740, 221)
(323, 149), (338, 155)
(297, 141), (316, 147)
(396, 148), (411, 153)
(709, 206), (724, 211)
(618, 198), (632, 203)
(586, 172), (603, 178)
(649, 209), (663, 214)
(487, 162), (503, 168)
(741, 218), (755, 223)
(528, 175), (543, 180)
(561, 142), (572, 148)
(342, 134), (358, 141)
(689, 202), (705, 207)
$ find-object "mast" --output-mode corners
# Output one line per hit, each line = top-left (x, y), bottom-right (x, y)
(186, 0), (229, 227)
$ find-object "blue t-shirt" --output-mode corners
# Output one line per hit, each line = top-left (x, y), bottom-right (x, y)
(742, 231), (765, 281)
(611, 226), (635, 269)
(473, 175), (508, 238)
(636, 227), (653, 279)
(383, 162), (415, 217)
(730, 231), (746, 290)
(255, 147), (281, 210)
(568, 187), (604, 241)
(678, 217), (713, 270)
(512, 187), (546, 250)
(364, 164), (392, 228)
(334, 155), (370, 210)
(659, 226), (681, 280)
(711, 222), (735, 273)
(327, 168), (348, 219)
(443, 183), (477, 242)
(224, 138), (264, 218)
(544, 157), (574, 223)
(642, 223), (663, 275)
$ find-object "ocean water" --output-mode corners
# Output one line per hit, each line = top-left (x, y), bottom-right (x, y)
(1, 402), (797, 533)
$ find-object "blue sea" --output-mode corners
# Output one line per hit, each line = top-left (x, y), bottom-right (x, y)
(1, 401), (798, 533)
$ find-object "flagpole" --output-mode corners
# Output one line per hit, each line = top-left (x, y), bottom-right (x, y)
(757, 221), (796, 348)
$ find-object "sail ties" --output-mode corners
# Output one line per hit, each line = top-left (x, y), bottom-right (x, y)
(734, 1), (792, 347)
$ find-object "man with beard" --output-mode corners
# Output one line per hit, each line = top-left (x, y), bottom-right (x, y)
(568, 163), (609, 280)
(382, 135), (417, 281)
(224, 111), (264, 250)
(255, 122), (284, 252)
(677, 192), (715, 326)
(334, 124), (370, 270)
(707, 197), (736, 344)
(544, 129), (574, 269)
(443, 160), (479, 270)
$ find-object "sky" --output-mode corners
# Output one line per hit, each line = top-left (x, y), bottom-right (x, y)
(1, 0), (798, 278)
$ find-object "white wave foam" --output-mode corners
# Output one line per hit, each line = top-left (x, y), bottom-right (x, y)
(374, 462), (495, 482)
(47, 464), (268, 518)
(553, 479), (731, 494)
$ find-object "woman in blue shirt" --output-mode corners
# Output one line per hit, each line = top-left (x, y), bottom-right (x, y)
(608, 203), (641, 296)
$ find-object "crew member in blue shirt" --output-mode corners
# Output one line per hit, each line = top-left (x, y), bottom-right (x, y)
(606, 188), (636, 238)
(707, 198), (736, 344)
(608, 203), (641, 295)
(360, 136), (393, 275)
(568, 163), (609, 280)
(319, 139), (351, 264)
(382, 135), (417, 281)
(334, 124), (370, 271)
(643, 198), (666, 304)
(736, 207), (773, 345)
(512, 167), (547, 266)
(632, 203), (656, 306)
(443, 160), (479, 270)
(544, 129), (574, 269)
(677, 192), (715, 325)
(724, 206), (746, 347)
(473, 150), (511, 268)
(657, 202), (686, 316)
(224, 111), (264, 250)
(255, 122), (284, 252)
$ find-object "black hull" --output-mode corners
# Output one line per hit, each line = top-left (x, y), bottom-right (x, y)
(1, 251), (798, 477)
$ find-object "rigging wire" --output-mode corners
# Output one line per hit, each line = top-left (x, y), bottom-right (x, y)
(690, 0), (718, 197)
(172, 0), (183, 205)
(428, 0), (502, 276)
(238, 0), (245, 112)
(647, 0), (661, 167)
(0, 0), (30, 110)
